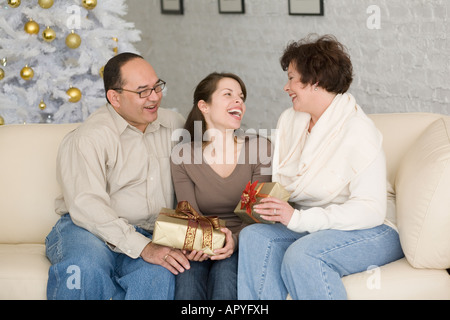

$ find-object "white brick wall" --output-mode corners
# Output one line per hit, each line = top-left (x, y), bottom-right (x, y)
(126, 0), (450, 130)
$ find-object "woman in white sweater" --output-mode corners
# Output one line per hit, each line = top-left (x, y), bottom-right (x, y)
(237, 35), (404, 300)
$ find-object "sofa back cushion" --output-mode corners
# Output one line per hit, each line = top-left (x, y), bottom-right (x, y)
(368, 113), (443, 186)
(395, 117), (450, 269)
(0, 123), (79, 244)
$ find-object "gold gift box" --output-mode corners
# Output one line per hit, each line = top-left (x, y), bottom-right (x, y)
(152, 202), (226, 256)
(234, 181), (291, 224)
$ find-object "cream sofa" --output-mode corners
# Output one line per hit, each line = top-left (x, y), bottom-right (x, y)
(0, 113), (449, 300)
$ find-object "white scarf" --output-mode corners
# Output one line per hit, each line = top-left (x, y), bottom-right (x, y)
(272, 93), (383, 207)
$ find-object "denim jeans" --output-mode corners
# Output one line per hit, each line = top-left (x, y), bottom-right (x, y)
(238, 223), (404, 300)
(45, 214), (175, 300)
(175, 251), (238, 300)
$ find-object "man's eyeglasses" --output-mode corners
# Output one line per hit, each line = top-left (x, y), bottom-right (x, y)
(113, 80), (166, 98)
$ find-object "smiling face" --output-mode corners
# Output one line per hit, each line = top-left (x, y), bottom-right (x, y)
(284, 62), (317, 114)
(200, 77), (246, 133)
(107, 58), (162, 132)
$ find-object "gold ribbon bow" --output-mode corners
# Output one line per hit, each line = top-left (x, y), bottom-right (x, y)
(162, 201), (221, 252)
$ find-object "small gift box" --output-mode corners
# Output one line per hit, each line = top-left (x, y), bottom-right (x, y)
(234, 181), (291, 224)
(152, 201), (226, 256)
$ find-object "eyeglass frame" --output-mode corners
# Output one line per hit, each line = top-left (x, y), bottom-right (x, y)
(112, 79), (166, 98)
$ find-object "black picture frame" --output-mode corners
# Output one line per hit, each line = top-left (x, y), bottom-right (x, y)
(219, 0), (245, 14)
(161, 0), (184, 15)
(288, 0), (324, 16)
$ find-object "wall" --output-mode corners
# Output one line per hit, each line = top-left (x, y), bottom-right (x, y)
(126, 0), (450, 130)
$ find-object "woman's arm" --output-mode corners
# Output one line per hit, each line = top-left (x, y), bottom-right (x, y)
(256, 151), (387, 233)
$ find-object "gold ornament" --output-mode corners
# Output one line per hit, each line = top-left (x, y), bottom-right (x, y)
(0, 68), (4, 80)
(0, 115), (4, 126)
(99, 65), (104, 78)
(39, 100), (47, 110)
(24, 19), (40, 35)
(82, 0), (97, 10)
(112, 37), (118, 55)
(67, 87), (82, 103)
(7, 0), (21, 8)
(65, 30), (81, 49)
(1, 57), (7, 67)
(42, 26), (56, 42)
(38, 0), (54, 9)
(20, 65), (34, 81)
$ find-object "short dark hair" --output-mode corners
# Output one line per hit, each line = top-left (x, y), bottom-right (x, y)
(103, 52), (144, 104)
(184, 72), (247, 142)
(280, 34), (353, 94)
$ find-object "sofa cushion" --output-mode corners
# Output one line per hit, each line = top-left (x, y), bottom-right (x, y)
(0, 123), (79, 244)
(342, 258), (450, 300)
(0, 244), (49, 300)
(395, 117), (450, 269)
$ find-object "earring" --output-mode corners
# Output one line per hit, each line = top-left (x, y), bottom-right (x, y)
(314, 87), (318, 91)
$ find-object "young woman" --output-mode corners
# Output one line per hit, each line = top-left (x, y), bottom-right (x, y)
(238, 35), (404, 300)
(170, 72), (272, 300)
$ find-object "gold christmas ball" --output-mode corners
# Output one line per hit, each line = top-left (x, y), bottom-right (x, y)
(65, 31), (81, 49)
(67, 87), (82, 103)
(82, 0), (97, 10)
(0, 68), (4, 80)
(38, 0), (54, 9)
(0, 115), (4, 126)
(7, 0), (21, 8)
(20, 65), (34, 81)
(42, 26), (56, 42)
(39, 100), (47, 110)
(24, 19), (40, 35)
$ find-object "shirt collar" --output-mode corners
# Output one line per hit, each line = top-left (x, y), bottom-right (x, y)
(106, 104), (172, 135)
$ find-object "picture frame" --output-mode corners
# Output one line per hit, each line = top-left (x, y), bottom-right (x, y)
(288, 0), (324, 16)
(219, 0), (245, 14)
(161, 0), (184, 15)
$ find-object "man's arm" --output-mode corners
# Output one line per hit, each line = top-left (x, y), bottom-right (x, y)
(57, 133), (151, 258)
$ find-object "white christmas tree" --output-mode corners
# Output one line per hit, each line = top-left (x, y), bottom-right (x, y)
(0, 0), (141, 125)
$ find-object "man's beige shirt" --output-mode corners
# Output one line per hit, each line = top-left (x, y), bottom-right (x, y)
(55, 104), (185, 259)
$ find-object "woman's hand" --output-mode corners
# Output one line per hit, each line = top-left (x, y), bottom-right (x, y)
(253, 197), (295, 226)
(183, 249), (210, 262)
(210, 227), (235, 261)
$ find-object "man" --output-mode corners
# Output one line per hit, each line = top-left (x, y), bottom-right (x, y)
(46, 53), (190, 300)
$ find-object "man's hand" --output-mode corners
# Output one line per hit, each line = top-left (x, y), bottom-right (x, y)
(140, 242), (190, 275)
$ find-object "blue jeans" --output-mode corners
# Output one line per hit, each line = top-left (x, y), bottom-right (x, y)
(238, 223), (404, 300)
(45, 214), (175, 300)
(175, 251), (238, 300)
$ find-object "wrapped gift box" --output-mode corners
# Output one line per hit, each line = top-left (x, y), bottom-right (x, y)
(234, 181), (291, 224)
(152, 201), (226, 256)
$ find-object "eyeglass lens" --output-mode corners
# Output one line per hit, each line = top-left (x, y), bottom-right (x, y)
(140, 81), (165, 98)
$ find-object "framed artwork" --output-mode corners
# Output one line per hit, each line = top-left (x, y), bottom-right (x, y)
(219, 0), (245, 14)
(161, 0), (184, 15)
(288, 0), (324, 16)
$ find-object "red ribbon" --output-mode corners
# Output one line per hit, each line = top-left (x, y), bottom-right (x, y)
(240, 180), (269, 222)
